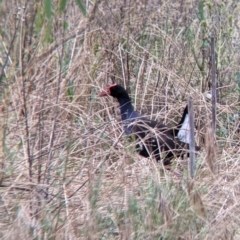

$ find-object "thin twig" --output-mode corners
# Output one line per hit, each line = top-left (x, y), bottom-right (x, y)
(188, 98), (195, 178)
(211, 37), (217, 135)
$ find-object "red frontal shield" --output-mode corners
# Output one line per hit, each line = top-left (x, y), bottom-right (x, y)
(98, 83), (117, 97)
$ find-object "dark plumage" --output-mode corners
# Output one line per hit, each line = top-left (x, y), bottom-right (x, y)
(99, 84), (199, 165)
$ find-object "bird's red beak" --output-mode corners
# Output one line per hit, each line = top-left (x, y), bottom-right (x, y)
(98, 83), (117, 97)
(98, 88), (110, 97)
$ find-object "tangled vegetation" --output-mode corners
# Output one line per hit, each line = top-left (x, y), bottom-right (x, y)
(0, 0), (240, 239)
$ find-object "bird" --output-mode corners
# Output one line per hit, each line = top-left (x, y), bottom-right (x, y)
(99, 83), (199, 165)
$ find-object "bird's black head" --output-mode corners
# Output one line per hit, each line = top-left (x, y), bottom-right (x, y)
(99, 84), (130, 100)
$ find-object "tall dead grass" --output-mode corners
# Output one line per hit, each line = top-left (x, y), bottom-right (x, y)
(0, 0), (240, 239)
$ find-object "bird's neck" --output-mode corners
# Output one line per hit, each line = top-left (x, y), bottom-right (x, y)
(117, 97), (135, 121)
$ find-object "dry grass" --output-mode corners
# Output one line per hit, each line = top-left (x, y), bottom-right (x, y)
(0, 0), (240, 239)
